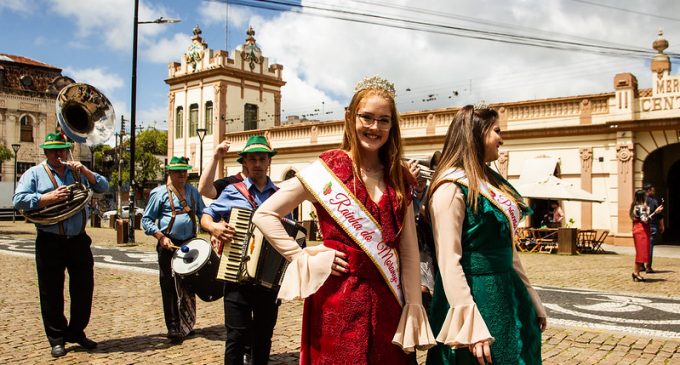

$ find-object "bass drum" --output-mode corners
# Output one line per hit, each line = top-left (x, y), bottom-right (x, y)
(171, 238), (224, 302)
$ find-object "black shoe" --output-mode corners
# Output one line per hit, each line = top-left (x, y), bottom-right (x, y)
(51, 344), (66, 358)
(646, 267), (655, 273)
(167, 329), (183, 344)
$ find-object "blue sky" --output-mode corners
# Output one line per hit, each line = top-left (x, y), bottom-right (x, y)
(1, 0), (678, 144)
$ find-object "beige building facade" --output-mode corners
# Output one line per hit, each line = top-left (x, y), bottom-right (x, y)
(0, 54), (90, 183)
(165, 25), (285, 176)
(216, 33), (679, 246)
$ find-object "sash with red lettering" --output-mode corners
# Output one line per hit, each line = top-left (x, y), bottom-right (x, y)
(298, 159), (404, 306)
(440, 168), (522, 235)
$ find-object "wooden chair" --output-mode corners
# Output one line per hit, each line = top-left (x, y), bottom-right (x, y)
(592, 230), (609, 253)
(577, 229), (597, 253)
(515, 227), (531, 252)
(531, 228), (558, 254)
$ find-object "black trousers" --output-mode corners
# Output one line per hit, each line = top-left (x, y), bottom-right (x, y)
(35, 230), (94, 347)
(224, 282), (279, 365)
(157, 240), (181, 333)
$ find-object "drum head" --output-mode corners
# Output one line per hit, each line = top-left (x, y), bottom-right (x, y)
(171, 238), (212, 276)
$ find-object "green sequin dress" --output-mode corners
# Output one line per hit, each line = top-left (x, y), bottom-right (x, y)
(426, 183), (542, 365)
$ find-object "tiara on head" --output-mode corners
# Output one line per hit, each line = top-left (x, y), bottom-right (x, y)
(354, 75), (396, 98)
(473, 101), (489, 110)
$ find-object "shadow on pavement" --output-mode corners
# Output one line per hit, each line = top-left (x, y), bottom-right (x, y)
(269, 351), (300, 364)
(79, 331), (224, 354)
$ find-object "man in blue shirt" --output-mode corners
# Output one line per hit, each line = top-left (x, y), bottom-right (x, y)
(200, 135), (281, 365)
(13, 133), (108, 358)
(142, 156), (205, 344)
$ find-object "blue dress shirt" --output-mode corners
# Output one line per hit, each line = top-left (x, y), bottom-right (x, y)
(142, 183), (206, 242)
(13, 161), (109, 236)
(203, 177), (279, 222)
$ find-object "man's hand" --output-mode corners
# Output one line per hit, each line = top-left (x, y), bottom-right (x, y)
(41, 186), (70, 206)
(159, 236), (174, 250)
(407, 160), (427, 194)
(211, 221), (235, 244)
(215, 140), (231, 159)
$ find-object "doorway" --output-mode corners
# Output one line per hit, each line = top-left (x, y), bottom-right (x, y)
(643, 142), (680, 244)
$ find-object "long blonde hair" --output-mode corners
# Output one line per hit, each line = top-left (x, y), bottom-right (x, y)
(340, 88), (407, 207)
(431, 105), (519, 213)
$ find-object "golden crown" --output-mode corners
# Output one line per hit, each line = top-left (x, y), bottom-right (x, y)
(354, 75), (396, 98)
(473, 101), (489, 110)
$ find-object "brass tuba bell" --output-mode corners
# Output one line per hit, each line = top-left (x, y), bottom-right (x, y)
(20, 79), (115, 224)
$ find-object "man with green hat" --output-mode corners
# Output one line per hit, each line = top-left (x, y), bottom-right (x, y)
(200, 135), (283, 365)
(13, 132), (109, 358)
(142, 156), (206, 344)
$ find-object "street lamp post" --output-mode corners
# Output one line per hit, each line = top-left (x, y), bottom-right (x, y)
(129, 0), (180, 242)
(88, 145), (96, 172)
(196, 128), (207, 176)
(11, 143), (20, 223)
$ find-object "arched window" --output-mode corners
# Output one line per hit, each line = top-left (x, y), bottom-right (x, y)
(20, 115), (34, 142)
(244, 104), (258, 131)
(175, 107), (184, 139)
(205, 101), (213, 135)
(189, 104), (199, 137)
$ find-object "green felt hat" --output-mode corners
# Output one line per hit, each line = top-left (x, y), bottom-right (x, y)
(40, 133), (73, 149)
(237, 135), (276, 163)
(166, 156), (192, 170)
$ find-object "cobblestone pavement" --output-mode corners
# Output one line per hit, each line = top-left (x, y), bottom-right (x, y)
(1, 225), (679, 363)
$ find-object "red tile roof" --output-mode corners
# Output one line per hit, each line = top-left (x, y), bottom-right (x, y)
(0, 53), (61, 70)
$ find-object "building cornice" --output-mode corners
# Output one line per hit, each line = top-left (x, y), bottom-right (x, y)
(165, 66), (286, 88)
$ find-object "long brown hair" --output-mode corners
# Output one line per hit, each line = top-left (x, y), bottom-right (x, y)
(340, 88), (407, 207)
(431, 105), (518, 213)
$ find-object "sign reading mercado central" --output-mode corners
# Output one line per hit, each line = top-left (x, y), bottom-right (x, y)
(641, 75), (680, 112)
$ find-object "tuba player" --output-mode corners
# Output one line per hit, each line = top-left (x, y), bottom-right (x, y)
(13, 132), (108, 358)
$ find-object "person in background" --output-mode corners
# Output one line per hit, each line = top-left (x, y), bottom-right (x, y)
(426, 106), (546, 365)
(13, 132), (108, 358)
(643, 183), (664, 273)
(550, 200), (564, 228)
(252, 76), (435, 364)
(630, 189), (662, 282)
(142, 156), (205, 344)
(408, 159), (436, 312)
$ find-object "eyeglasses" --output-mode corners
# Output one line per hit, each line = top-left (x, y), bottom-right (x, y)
(356, 113), (392, 130)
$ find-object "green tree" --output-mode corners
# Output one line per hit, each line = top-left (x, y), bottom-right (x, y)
(0, 144), (13, 163)
(136, 128), (167, 155)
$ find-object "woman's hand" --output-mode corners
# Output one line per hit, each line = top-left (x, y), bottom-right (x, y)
(468, 339), (492, 364)
(330, 250), (349, 276)
(538, 316), (547, 332)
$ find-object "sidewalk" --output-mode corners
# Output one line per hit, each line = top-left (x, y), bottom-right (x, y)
(1, 222), (679, 364)
(1, 253), (679, 364)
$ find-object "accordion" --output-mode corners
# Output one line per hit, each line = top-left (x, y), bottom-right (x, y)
(216, 207), (307, 289)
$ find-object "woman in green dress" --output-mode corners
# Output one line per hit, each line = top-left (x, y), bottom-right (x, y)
(426, 105), (547, 365)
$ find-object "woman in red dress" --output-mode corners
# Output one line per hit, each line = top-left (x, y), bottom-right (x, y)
(630, 189), (662, 282)
(253, 76), (434, 364)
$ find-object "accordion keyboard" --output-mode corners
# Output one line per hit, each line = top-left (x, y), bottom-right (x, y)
(216, 207), (253, 282)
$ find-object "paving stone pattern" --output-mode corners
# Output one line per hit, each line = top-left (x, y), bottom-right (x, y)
(1, 240), (679, 363)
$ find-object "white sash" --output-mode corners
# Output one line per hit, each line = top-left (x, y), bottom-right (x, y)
(298, 159), (403, 306)
(440, 168), (522, 234)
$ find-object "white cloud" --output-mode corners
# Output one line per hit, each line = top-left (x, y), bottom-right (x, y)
(197, 0), (252, 28)
(143, 32), (192, 64)
(0, 0), (34, 13)
(48, 0), (179, 52)
(62, 67), (125, 95)
(239, 0), (680, 117)
(137, 105), (168, 129)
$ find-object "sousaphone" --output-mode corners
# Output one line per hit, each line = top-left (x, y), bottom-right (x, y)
(21, 78), (115, 224)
